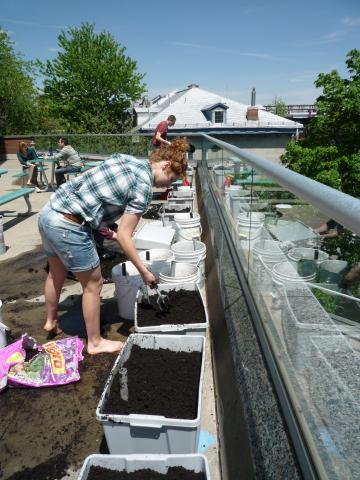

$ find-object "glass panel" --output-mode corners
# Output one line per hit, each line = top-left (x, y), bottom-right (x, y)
(205, 139), (360, 479)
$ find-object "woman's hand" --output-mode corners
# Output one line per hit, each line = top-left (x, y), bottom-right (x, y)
(141, 268), (157, 287)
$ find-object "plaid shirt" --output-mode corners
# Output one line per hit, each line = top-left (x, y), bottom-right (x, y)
(49, 154), (152, 229)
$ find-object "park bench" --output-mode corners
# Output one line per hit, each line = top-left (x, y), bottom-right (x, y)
(0, 188), (35, 216)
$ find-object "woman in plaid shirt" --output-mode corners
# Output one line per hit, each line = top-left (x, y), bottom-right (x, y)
(38, 139), (189, 355)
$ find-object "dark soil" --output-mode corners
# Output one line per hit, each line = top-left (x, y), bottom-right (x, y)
(87, 465), (205, 480)
(102, 345), (202, 419)
(142, 204), (162, 220)
(138, 289), (206, 327)
(0, 246), (130, 479)
(164, 207), (191, 213)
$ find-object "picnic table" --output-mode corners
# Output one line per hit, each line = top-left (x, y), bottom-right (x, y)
(0, 168), (8, 177)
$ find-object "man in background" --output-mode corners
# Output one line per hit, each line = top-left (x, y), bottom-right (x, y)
(152, 115), (176, 148)
(45, 137), (83, 187)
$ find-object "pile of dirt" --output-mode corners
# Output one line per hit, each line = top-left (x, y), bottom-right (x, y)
(0, 247), (130, 479)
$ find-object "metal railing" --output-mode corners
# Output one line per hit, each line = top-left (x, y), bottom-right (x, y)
(202, 133), (360, 236)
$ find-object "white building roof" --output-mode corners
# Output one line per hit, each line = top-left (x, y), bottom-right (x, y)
(135, 85), (302, 131)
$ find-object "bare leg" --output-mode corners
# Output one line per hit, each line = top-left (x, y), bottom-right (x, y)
(75, 266), (123, 355)
(43, 256), (67, 333)
(26, 165), (35, 185)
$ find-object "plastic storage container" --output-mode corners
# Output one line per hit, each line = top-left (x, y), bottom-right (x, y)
(135, 282), (208, 335)
(134, 223), (175, 250)
(138, 249), (174, 275)
(96, 333), (206, 454)
(78, 454), (211, 480)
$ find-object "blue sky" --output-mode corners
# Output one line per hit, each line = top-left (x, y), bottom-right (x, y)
(1, 0), (359, 105)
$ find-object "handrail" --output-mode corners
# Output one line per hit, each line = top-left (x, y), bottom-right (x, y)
(202, 133), (360, 237)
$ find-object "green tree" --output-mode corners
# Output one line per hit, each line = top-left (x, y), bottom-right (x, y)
(38, 23), (146, 133)
(0, 28), (39, 134)
(281, 49), (360, 196)
(272, 96), (288, 117)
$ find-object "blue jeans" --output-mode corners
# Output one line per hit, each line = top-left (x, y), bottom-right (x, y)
(38, 204), (99, 272)
(55, 165), (81, 186)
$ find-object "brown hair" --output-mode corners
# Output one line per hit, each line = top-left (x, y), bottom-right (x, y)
(19, 141), (28, 154)
(168, 115), (176, 122)
(150, 137), (189, 178)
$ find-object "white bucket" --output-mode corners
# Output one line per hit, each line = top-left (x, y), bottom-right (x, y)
(288, 247), (329, 264)
(173, 212), (202, 242)
(112, 262), (144, 320)
(138, 249), (175, 274)
(237, 212), (265, 241)
(171, 240), (206, 282)
(0, 300), (9, 348)
(159, 262), (201, 287)
(272, 261), (317, 286)
(252, 239), (285, 271)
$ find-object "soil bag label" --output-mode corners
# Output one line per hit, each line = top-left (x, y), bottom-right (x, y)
(0, 335), (84, 389)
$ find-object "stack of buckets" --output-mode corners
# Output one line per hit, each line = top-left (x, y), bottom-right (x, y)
(237, 212), (265, 241)
(173, 212), (202, 242)
(168, 240), (206, 289)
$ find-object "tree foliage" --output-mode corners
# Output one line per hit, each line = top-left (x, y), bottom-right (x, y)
(272, 96), (288, 117)
(0, 28), (39, 134)
(281, 49), (360, 197)
(38, 23), (146, 133)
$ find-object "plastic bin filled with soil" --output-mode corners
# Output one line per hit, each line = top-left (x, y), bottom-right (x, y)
(163, 203), (193, 221)
(78, 454), (210, 480)
(96, 334), (205, 454)
(135, 283), (208, 336)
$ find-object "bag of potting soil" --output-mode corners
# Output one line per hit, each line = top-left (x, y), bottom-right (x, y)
(0, 334), (36, 392)
(1, 335), (84, 389)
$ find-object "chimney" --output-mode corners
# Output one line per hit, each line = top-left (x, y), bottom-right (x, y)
(251, 88), (256, 106)
(246, 107), (259, 121)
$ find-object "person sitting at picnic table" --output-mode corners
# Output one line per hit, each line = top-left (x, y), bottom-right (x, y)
(44, 137), (83, 187)
(314, 219), (344, 240)
(38, 138), (189, 355)
(17, 141), (41, 192)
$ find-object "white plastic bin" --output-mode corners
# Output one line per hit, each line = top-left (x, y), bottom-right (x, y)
(173, 212), (202, 243)
(135, 283), (208, 336)
(78, 454), (211, 480)
(96, 333), (206, 454)
(134, 223), (175, 250)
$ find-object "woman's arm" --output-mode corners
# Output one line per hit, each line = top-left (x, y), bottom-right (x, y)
(117, 213), (156, 286)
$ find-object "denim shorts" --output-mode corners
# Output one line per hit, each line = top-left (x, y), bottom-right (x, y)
(38, 204), (100, 272)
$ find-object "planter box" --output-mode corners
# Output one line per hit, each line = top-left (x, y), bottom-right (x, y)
(281, 284), (340, 371)
(78, 454), (211, 480)
(167, 192), (195, 212)
(96, 334), (206, 454)
(135, 283), (208, 336)
(307, 335), (360, 478)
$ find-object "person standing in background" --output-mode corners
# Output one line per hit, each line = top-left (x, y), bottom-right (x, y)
(152, 115), (176, 148)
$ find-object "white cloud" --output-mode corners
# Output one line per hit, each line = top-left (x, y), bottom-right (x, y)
(168, 41), (276, 60)
(341, 17), (360, 27)
(289, 72), (317, 83)
(0, 18), (66, 29)
(320, 30), (348, 43)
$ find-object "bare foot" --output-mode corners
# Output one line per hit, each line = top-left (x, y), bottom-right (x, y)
(43, 319), (63, 335)
(87, 338), (124, 355)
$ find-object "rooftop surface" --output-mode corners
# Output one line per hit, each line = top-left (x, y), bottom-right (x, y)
(0, 156), (221, 480)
